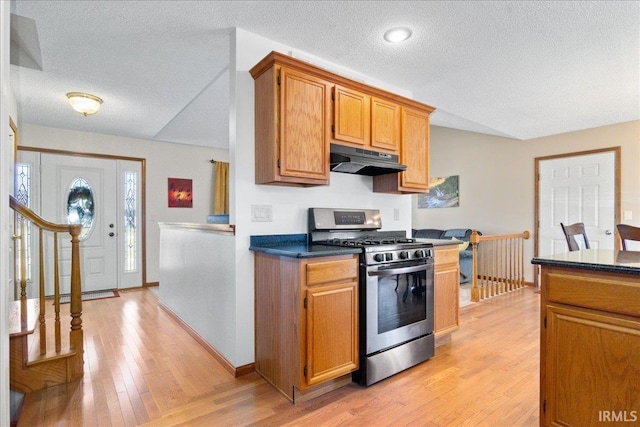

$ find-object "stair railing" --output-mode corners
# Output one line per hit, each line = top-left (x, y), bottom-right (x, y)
(470, 230), (530, 302)
(10, 194), (84, 377)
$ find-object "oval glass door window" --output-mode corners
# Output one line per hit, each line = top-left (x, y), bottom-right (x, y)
(67, 177), (95, 241)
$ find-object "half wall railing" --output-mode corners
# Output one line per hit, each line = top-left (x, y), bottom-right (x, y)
(470, 230), (530, 302)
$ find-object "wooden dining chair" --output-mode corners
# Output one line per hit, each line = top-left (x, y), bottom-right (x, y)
(560, 222), (590, 251)
(616, 224), (640, 250)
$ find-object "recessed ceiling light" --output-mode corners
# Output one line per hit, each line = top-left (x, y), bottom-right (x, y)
(383, 27), (412, 43)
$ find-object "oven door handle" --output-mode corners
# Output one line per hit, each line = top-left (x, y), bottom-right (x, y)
(368, 264), (429, 277)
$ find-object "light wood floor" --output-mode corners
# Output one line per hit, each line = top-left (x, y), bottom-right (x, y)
(17, 286), (540, 426)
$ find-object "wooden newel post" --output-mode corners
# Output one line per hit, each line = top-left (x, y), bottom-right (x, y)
(69, 224), (82, 335)
(470, 229), (480, 302)
(68, 224), (84, 379)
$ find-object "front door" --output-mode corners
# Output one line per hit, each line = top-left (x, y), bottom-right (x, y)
(41, 154), (118, 294)
(537, 149), (619, 257)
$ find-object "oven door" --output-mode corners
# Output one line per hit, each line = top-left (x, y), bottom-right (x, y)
(364, 258), (434, 355)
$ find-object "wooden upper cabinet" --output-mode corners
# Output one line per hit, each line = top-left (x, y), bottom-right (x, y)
(371, 97), (401, 153)
(252, 62), (331, 186)
(251, 51), (435, 190)
(332, 87), (400, 155)
(279, 67), (332, 183)
(373, 106), (432, 194)
(333, 85), (370, 147)
(400, 106), (430, 191)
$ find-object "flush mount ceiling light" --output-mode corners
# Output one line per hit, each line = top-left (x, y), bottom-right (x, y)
(66, 92), (103, 116)
(383, 27), (412, 43)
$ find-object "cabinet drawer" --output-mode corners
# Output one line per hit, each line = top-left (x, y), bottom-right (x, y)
(307, 257), (358, 286)
(545, 271), (640, 317)
(434, 246), (459, 267)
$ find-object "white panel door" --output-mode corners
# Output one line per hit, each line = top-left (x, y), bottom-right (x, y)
(41, 154), (118, 294)
(538, 151), (616, 256)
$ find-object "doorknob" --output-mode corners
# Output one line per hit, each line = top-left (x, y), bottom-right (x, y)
(109, 232), (115, 237)
(605, 230), (612, 235)
(109, 223), (115, 228)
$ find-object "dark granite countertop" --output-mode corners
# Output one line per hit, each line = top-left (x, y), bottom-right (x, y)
(249, 233), (362, 258)
(531, 249), (640, 275)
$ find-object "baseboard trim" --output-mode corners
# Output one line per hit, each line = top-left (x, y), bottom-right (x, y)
(144, 281), (159, 288)
(158, 301), (254, 378)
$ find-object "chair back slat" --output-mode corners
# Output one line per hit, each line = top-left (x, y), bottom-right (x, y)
(617, 224), (640, 250)
(560, 222), (590, 252)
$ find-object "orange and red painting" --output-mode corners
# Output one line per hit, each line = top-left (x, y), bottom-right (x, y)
(168, 178), (193, 208)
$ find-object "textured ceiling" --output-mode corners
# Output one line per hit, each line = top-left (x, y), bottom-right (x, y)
(9, 1), (640, 149)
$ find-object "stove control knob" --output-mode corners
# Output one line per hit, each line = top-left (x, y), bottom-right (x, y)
(385, 252), (393, 261)
(399, 251), (409, 259)
(373, 253), (385, 262)
(414, 250), (425, 258)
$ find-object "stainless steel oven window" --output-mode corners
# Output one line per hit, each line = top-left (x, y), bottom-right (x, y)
(365, 260), (434, 355)
(378, 272), (426, 333)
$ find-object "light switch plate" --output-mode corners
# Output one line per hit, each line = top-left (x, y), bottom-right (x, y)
(251, 204), (272, 222)
(623, 210), (633, 220)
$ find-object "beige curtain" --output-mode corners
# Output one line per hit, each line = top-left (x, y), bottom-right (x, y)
(213, 161), (229, 215)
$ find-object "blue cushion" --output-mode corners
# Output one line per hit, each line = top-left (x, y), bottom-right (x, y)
(442, 228), (471, 240)
(413, 229), (445, 239)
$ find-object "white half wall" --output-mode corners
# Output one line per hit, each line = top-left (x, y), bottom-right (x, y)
(158, 225), (236, 364)
(17, 123), (229, 285)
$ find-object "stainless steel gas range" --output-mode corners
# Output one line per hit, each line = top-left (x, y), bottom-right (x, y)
(308, 208), (435, 386)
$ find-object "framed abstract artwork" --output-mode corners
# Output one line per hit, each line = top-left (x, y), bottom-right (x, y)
(168, 178), (193, 208)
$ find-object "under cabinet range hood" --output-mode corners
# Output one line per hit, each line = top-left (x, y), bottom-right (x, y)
(329, 144), (407, 176)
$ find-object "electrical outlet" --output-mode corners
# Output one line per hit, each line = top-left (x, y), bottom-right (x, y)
(393, 208), (400, 221)
(251, 205), (273, 222)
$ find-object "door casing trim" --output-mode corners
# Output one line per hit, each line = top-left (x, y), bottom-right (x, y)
(17, 145), (148, 287)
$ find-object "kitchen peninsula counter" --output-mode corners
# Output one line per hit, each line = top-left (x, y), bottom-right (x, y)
(532, 249), (640, 426)
(532, 248), (640, 275)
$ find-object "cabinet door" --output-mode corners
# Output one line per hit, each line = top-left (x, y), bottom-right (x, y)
(434, 247), (460, 336)
(371, 97), (400, 153)
(305, 281), (358, 387)
(279, 67), (331, 183)
(434, 266), (459, 334)
(333, 85), (370, 147)
(544, 304), (640, 427)
(400, 107), (430, 192)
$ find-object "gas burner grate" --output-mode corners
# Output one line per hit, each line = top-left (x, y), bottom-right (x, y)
(325, 237), (416, 247)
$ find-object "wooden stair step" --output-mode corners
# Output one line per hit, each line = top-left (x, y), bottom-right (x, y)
(26, 349), (77, 367)
(9, 298), (39, 337)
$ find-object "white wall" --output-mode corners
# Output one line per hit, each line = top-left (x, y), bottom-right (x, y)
(1, 1), (11, 423)
(230, 28), (416, 365)
(413, 121), (640, 282)
(18, 124), (229, 285)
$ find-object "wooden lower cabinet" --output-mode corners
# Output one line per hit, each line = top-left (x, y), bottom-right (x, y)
(254, 252), (359, 402)
(433, 245), (460, 345)
(540, 266), (640, 426)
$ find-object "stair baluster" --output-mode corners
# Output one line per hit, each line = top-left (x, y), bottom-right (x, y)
(9, 195), (84, 393)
